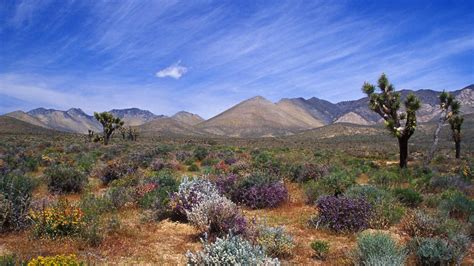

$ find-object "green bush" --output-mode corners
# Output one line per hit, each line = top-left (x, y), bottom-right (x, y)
(438, 189), (474, 220)
(392, 188), (422, 208)
(354, 231), (407, 266)
(257, 225), (295, 258)
(0, 174), (35, 231)
(188, 163), (200, 172)
(45, 165), (88, 194)
(411, 235), (470, 265)
(370, 169), (400, 187)
(138, 172), (179, 220)
(0, 254), (20, 266)
(304, 169), (355, 202)
(193, 146), (209, 161)
(310, 240), (329, 260)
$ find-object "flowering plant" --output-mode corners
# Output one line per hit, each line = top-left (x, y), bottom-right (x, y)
(30, 199), (85, 239)
(27, 254), (83, 266)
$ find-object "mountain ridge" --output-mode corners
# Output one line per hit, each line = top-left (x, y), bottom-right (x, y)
(2, 85), (472, 137)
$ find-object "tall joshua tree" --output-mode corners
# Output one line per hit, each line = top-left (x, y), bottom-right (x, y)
(362, 74), (421, 168)
(425, 91), (461, 164)
(93, 112), (124, 145)
(449, 113), (463, 159)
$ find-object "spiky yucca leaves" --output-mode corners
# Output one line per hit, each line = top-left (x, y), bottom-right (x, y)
(93, 112), (124, 145)
(362, 74), (420, 168)
(426, 91), (463, 163)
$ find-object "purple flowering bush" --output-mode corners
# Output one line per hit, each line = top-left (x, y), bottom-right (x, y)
(313, 196), (372, 233)
(239, 182), (288, 209)
(215, 173), (288, 209)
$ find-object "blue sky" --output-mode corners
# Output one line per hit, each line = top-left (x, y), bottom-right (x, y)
(1, 0), (473, 118)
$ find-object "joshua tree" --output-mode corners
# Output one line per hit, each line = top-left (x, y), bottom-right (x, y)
(425, 91), (461, 164)
(119, 126), (127, 140)
(87, 130), (95, 142)
(93, 112), (124, 145)
(449, 113), (463, 159)
(127, 127), (138, 141)
(362, 74), (421, 168)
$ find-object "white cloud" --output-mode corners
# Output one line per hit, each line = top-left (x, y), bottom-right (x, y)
(155, 61), (188, 79)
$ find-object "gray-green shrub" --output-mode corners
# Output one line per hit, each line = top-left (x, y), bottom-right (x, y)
(186, 234), (279, 265)
(354, 231), (407, 266)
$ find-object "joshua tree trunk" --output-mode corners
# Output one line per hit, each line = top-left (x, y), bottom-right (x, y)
(455, 140), (461, 159)
(426, 114), (445, 165)
(398, 136), (409, 168)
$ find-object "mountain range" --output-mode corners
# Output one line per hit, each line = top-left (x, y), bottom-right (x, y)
(2, 85), (473, 138)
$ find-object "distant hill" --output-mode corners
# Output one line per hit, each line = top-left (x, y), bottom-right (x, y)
(196, 96), (323, 137)
(27, 108), (102, 134)
(109, 108), (161, 126)
(4, 110), (51, 129)
(172, 111), (204, 126)
(0, 116), (61, 135)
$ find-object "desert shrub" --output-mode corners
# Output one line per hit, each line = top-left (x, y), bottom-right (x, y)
(186, 194), (247, 237)
(429, 175), (472, 194)
(77, 193), (114, 246)
(216, 172), (287, 209)
(289, 163), (329, 183)
(98, 160), (137, 185)
(170, 177), (220, 220)
(0, 194), (11, 231)
(186, 234), (279, 265)
(240, 181), (287, 209)
(438, 189), (474, 220)
(370, 169), (400, 187)
(149, 158), (165, 172)
(215, 174), (240, 198)
(229, 160), (251, 175)
(201, 158), (219, 167)
(400, 210), (440, 238)
(105, 186), (133, 209)
(304, 169), (355, 202)
(27, 254), (83, 265)
(183, 158), (194, 166)
(194, 146), (209, 161)
(155, 144), (173, 157)
(79, 193), (114, 216)
(30, 199), (85, 239)
(257, 225), (295, 258)
(346, 185), (405, 228)
(0, 254), (20, 266)
(75, 151), (100, 173)
(392, 187), (423, 207)
(188, 163), (200, 172)
(0, 173), (35, 231)
(311, 240), (329, 260)
(175, 150), (192, 162)
(137, 172), (179, 219)
(410, 235), (470, 266)
(45, 165), (87, 194)
(353, 231), (407, 266)
(313, 196), (372, 233)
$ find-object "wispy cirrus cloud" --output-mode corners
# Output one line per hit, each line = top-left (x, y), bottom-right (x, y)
(0, 1), (472, 118)
(156, 61), (188, 79)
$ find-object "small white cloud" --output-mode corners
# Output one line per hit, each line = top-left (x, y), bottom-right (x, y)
(155, 61), (188, 79)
